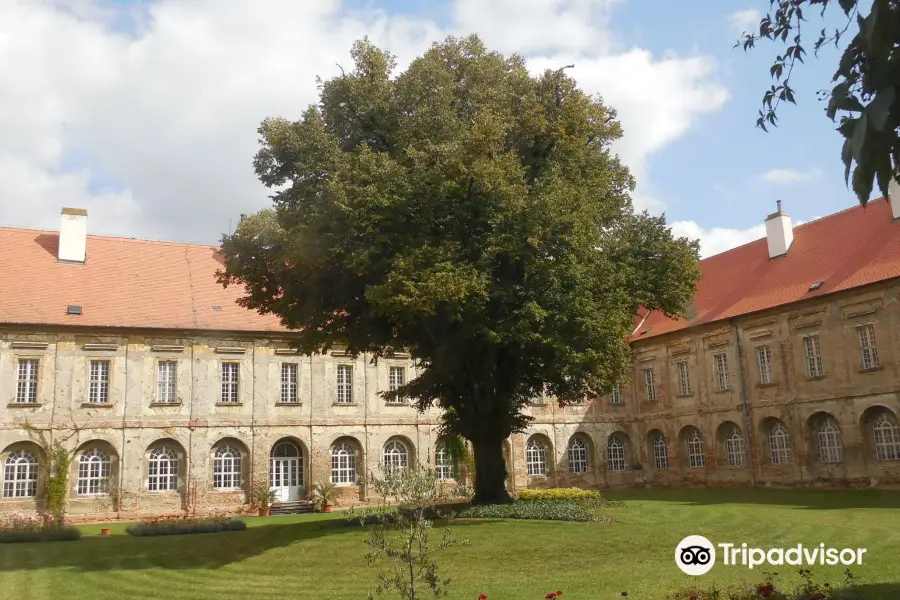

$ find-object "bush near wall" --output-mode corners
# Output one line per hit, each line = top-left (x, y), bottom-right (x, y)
(0, 528), (81, 543)
(0, 511), (81, 544)
(516, 488), (603, 503)
(126, 514), (247, 537)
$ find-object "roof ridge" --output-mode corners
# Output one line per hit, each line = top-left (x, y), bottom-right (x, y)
(0, 225), (220, 249)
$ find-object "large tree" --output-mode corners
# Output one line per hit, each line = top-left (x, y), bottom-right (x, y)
(218, 36), (700, 504)
(738, 0), (899, 204)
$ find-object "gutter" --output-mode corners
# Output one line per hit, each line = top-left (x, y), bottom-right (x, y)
(731, 322), (756, 486)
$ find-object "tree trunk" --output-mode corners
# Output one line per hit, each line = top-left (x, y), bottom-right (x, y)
(471, 436), (513, 505)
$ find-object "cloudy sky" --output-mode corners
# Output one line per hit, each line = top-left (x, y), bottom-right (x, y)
(0, 0), (860, 258)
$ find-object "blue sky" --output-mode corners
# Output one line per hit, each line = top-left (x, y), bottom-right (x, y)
(0, 0), (867, 255)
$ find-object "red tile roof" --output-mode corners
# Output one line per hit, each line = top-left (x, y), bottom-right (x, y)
(633, 197), (900, 341)
(0, 227), (287, 332)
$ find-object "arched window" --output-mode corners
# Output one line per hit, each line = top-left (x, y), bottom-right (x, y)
(212, 444), (242, 490)
(3, 450), (38, 498)
(148, 446), (178, 492)
(435, 442), (455, 481)
(687, 430), (705, 468)
(652, 434), (668, 470)
(567, 437), (589, 475)
(725, 427), (745, 467)
(607, 435), (625, 472)
(816, 418), (843, 463)
(331, 442), (358, 484)
(383, 440), (409, 472)
(769, 422), (793, 464)
(873, 413), (900, 461)
(77, 448), (111, 495)
(525, 438), (548, 476)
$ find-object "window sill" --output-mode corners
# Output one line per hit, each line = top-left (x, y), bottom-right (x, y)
(384, 402), (408, 406)
(7, 402), (41, 408)
(332, 402), (357, 407)
(805, 375), (827, 382)
(675, 394), (693, 398)
(149, 402), (182, 407)
(275, 402), (303, 406)
(859, 365), (883, 373)
(757, 382), (778, 388)
(215, 402), (244, 407)
(80, 403), (114, 408)
(713, 388), (731, 394)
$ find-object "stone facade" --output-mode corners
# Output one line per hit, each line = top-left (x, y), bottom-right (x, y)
(2, 281), (900, 519)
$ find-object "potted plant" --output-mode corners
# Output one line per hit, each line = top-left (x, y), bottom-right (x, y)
(248, 482), (277, 517)
(101, 527), (111, 536)
(312, 481), (338, 513)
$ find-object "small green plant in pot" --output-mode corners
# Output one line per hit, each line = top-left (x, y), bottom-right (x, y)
(312, 481), (338, 513)
(248, 482), (277, 516)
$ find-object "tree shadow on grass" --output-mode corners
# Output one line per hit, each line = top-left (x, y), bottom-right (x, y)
(0, 514), (491, 573)
(602, 487), (900, 509)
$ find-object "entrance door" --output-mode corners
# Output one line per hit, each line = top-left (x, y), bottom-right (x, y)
(270, 441), (302, 502)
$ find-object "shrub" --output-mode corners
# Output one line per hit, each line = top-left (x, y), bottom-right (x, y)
(126, 514), (247, 537)
(0, 511), (81, 543)
(458, 499), (607, 523)
(663, 569), (860, 600)
(516, 488), (602, 503)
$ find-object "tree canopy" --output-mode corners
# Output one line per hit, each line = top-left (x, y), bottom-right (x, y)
(738, 0), (900, 204)
(218, 35), (701, 504)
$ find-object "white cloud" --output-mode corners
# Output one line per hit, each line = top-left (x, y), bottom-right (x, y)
(0, 0), (728, 243)
(670, 220), (766, 259)
(759, 168), (823, 184)
(728, 9), (761, 35)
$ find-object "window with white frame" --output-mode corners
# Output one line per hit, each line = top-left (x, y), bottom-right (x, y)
(88, 360), (110, 404)
(15, 359), (39, 404)
(435, 442), (455, 481)
(525, 438), (549, 476)
(757, 345), (773, 385)
(382, 440), (409, 472)
(714, 353), (729, 391)
(610, 385), (621, 405)
(157, 361), (177, 404)
(816, 418), (843, 463)
(567, 437), (589, 475)
(280, 363), (298, 403)
(857, 324), (879, 370)
(336, 364), (353, 404)
(769, 422), (793, 464)
(804, 335), (824, 377)
(872, 413), (900, 461)
(220, 362), (240, 403)
(677, 361), (691, 396)
(77, 448), (111, 495)
(331, 442), (357, 484)
(607, 435), (626, 472)
(652, 433), (668, 470)
(148, 446), (179, 491)
(724, 426), (745, 467)
(643, 368), (657, 402)
(387, 366), (405, 403)
(3, 450), (38, 498)
(212, 444), (242, 490)
(687, 430), (705, 468)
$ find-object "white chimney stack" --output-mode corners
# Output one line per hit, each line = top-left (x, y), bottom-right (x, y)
(889, 177), (900, 220)
(764, 200), (793, 259)
(58, 207), (88, 263)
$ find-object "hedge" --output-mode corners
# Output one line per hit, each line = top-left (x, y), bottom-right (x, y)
(0, 527), (81, 543)
(457, 499), (601, 522)
(126, 518), (247, 537)
(516, 488), (603, 503)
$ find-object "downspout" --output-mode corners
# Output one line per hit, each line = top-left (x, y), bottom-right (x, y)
(731, 322), (756, 486)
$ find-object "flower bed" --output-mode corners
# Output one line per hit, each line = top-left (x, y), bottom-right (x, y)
(0, 511), (81, 544)
(125, 514), (247, 537)
(516, 488), (602, 502)
(457, 499), (608, 522)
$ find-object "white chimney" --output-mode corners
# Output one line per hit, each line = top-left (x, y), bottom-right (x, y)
(890, 177), (900, 220)
(764, 200), (793, 259)
(58, 207), (88, 263)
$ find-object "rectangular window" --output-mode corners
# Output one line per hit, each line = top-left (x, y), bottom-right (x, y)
(610, 385), (621, 405)
(757, 345), (773, 385)
(677, 361), (691, 396)
(804, 335), (824, 377)
(387, 366), (405, 403)
(220, 362), (240, 403)
(714, 353), (729, 391)
(857, 324), (879, 370)
(88, 360), (110, 404)
(157, 361), (177, 404)
(643, 369), (656, 402)
(336, 364), (353, 404)
(15, 359), (39, 404)
(280, 363), (298, 403)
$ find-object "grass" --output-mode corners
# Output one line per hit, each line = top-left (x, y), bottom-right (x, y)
(1, 489), (898, 600)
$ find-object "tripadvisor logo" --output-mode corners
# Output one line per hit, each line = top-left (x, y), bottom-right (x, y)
(675, 536), (867, 576)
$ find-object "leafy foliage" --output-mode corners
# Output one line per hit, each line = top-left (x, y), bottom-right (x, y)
(312, 481), (339, 508)
(737, 0), (900, 203)
(248, 482), (278, 509)
(218, 35), (701, 503)
(457, 499), (609, 522)
(23, 422), (82, 524)
(515, 487), (602, 502)
(664, 568), (859, 600)
(126, 515), (246, 537)
(0, 511), (81, 543)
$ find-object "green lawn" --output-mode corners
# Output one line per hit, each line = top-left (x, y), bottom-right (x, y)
(2, 489), (899, 600)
